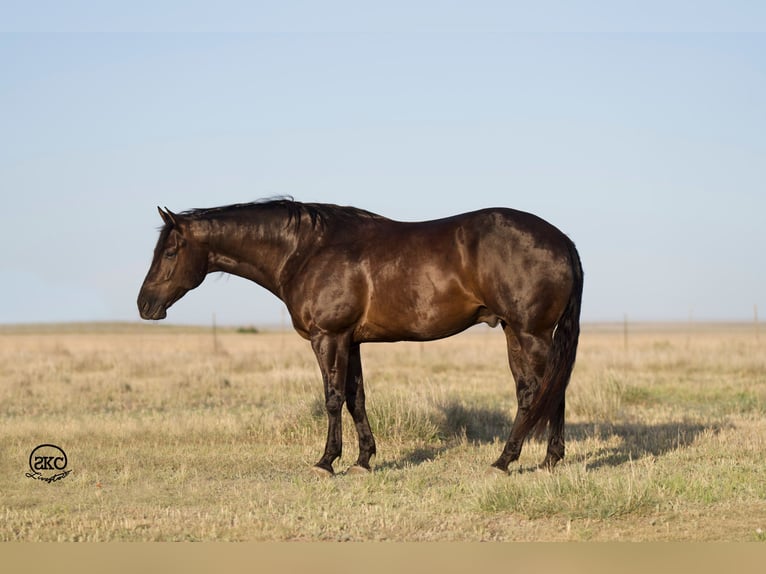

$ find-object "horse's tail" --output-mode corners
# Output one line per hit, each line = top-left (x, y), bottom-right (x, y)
(520, 239), (584, 439)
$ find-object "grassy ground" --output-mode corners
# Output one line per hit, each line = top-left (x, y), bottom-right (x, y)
(0, 321), (764, 541)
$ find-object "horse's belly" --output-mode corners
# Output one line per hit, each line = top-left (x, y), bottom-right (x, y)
(354, 287), (486, 343)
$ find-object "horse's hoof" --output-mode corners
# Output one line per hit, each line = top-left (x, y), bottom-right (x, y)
(347, 465), (371, 476)
(310, 465), (334, 478)
(538, 459), (560, 472)
(486, 465), (509, 477)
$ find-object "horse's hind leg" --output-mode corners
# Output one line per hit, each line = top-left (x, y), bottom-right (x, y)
(345, 344), (376, 473)
(491, 324), (551, 473)
(540, 396), (565, 470)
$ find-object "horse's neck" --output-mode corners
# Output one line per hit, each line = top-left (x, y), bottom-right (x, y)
(203, 218), (301, 298)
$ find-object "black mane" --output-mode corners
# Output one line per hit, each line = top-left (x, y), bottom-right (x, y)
(179, 197), (386, 230)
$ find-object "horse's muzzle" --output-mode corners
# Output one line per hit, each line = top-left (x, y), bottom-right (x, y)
(137, 297), (167, 320)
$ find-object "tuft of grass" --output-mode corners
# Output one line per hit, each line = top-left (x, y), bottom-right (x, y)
(479, 461), (656, 520)
(568, 370), (624, 424)
(369, 393), (443, 444)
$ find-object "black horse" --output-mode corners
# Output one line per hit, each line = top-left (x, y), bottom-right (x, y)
(137, 199), (583, 476)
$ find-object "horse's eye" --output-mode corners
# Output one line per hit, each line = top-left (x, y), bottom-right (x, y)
(164, 250), (177, 259)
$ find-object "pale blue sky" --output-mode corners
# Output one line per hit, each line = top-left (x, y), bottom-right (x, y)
(2, 3), (765, 325)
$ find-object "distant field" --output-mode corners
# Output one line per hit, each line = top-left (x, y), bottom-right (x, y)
(1, 322), (764, 541)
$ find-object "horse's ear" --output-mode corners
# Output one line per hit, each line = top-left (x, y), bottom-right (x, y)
(157, 206), (179, 228)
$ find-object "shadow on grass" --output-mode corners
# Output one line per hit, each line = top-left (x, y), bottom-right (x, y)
(376, 401), (510, 470)
(565, 421), (726, 470)
(437, 401), (512, 443)
(380, 400), (725, 471)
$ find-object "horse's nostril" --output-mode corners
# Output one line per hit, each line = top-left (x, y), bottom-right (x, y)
(138, 297), (152, 316)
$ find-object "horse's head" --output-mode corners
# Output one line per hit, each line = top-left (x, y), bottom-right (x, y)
(137, 207), (209, 320)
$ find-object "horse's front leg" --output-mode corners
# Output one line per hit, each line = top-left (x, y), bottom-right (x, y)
(310, 331), (351, 477)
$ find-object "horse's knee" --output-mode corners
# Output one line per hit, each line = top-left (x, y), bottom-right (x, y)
(326, 393), (344, 415)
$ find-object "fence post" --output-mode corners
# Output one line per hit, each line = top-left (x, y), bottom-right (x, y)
(623, 314), (628, 353)
(212, 312), (219, 354)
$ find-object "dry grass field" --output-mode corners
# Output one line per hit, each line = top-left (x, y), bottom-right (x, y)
(1, 321), (764, 541)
